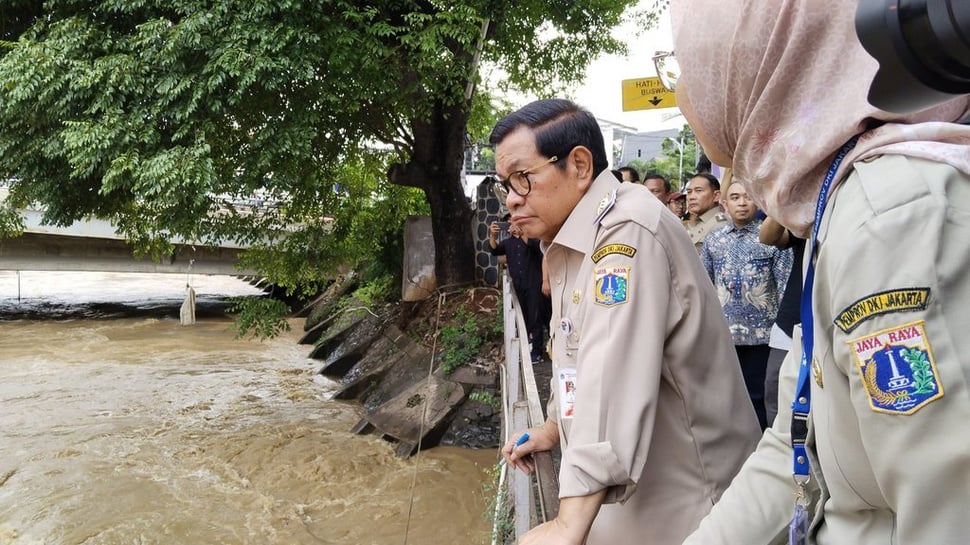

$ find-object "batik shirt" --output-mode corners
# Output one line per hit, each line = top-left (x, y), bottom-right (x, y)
(701, 220), (793, 345)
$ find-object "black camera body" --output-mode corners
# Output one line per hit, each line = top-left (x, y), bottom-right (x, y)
(856, 0), (970, 114)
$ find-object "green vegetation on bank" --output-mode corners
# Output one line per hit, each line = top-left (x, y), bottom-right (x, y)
(440, 307), (494, 375)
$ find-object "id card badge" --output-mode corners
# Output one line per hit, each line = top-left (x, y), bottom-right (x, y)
(557, 368), (577, 420)
(789, 502), (808, 545)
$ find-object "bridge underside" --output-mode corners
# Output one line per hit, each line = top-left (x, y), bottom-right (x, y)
(0, 233), (256, 275)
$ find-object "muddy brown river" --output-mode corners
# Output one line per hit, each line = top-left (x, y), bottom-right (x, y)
(0, 272), (495, 545)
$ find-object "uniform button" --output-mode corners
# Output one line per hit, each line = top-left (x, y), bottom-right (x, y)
(797, 455), (807, 465)
(798, 396), (808, 405)
(555, 276), (563, 285)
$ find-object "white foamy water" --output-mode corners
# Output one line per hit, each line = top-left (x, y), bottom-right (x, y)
(0, 271), (264, 317)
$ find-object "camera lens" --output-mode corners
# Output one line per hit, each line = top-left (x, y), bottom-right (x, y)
(899, 0), (970, 91)
(857, 0), (970, 113)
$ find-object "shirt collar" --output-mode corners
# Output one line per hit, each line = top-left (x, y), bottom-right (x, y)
(726, 219), (760, 235)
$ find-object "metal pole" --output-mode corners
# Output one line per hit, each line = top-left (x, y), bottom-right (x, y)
(678, 136), (684, 183)
(17, 270), (21, 302)
(694, 130), (701, 169)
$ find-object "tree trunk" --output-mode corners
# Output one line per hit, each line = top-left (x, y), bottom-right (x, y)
(388, 99), (476, 289)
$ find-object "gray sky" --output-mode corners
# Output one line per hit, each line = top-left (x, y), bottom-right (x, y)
(573, 4), (681, 132)
(490, 3), (684, 134)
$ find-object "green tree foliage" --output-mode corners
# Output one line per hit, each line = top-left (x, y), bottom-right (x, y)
(228, 296), (293, 340)
(0, 0), (652, 295)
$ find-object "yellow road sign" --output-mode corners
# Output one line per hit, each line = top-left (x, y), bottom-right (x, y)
(621, 77), (677, 111)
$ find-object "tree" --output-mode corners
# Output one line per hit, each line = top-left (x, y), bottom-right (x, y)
(0, 0), (658, 293)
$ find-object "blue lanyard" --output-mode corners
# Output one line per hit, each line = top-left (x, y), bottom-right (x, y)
(791, 135), (860, 479)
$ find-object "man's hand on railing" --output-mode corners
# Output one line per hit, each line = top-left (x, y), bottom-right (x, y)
(502, 419), (560, 475)
(517, 490), (607, 545)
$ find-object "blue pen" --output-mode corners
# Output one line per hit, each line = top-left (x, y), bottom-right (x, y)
(499, 433), (530, 466)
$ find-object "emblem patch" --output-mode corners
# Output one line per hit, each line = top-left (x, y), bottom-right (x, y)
(834, 288), (930, 333)
(593, 266), (630, 307)
(849, 320), (943, 415)
(591, 243), (637, 263)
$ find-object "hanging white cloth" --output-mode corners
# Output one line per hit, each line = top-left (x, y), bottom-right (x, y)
(180, 286), (196, 326)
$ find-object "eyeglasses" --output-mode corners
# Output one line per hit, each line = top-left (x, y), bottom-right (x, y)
(652, 50), (679, 92)
(495, 155), (560, 197)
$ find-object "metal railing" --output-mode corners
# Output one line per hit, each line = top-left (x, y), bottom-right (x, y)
(493, 271), (558, 544)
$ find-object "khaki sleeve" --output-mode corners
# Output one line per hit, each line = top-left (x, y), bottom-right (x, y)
(546, 375), (558, 425)
(557, 223), (668, 504)
(682, 326), (802, 545)
(814, 157), (970, 543)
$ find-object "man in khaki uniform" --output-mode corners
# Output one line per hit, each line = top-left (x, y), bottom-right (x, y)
(494, 98), (760, 545)
(684, 172), (727, 251)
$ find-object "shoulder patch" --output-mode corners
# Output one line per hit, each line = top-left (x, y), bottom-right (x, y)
(848, 320), (943, 415)
(593, 266), (630, 307)
(591, 243), (637, 263)
(834, 288), (930, 333)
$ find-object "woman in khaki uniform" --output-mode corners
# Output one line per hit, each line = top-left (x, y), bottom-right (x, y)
(492, 99), (760, 545)
(668, 1), (970, 543)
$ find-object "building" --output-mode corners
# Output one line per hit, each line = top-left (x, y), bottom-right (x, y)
(618, 128), (681, 167)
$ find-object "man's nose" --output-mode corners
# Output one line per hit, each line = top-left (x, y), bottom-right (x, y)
(506, 191), (525, 210)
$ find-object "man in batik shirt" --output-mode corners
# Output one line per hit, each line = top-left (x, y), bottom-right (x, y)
(702, 180), (792, 430)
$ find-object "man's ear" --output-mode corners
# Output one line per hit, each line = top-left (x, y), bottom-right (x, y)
(714, 189), (722, 205)
(570, 146), (595, 190)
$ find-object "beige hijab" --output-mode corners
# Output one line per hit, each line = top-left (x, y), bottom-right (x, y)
(671, 0), (970, 237)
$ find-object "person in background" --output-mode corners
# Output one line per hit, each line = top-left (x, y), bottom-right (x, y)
(684, 172), (727, 252)
(489, 217), (550, 364)
(670, 0), (970, 543)
(492, 98), (759, 545)
(666, 190), (687, 219)
(695, 153), (713, 174)
(642, 172), (670, 202)
(616, 165), (640, 183)
(759, 216), (805, 426)
(702, 181), (792, 430)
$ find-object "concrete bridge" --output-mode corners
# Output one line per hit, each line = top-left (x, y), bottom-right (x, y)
(0, 189), (257, 275)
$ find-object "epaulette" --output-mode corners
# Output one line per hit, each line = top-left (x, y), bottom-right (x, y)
(592, 188), (617, 225)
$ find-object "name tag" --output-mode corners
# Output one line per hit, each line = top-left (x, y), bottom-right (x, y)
(558, 368), (577, 420)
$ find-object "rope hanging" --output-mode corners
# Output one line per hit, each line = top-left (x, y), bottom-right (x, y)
(401, 290), (447, 545)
